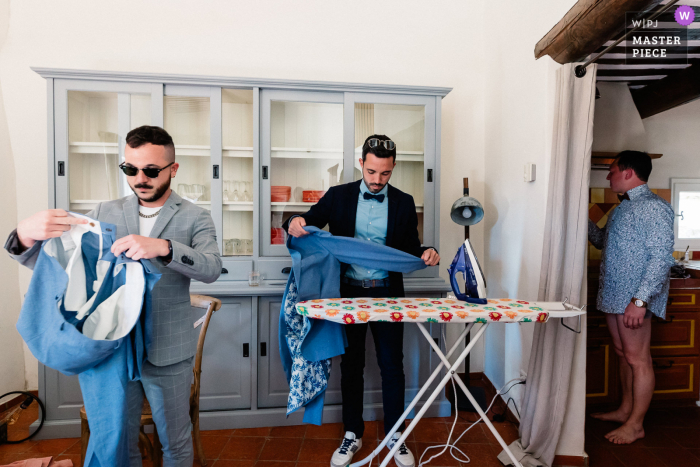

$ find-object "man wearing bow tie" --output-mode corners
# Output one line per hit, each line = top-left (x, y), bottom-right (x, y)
(285, 134), (439, 467)
(588, 151), (674, 445)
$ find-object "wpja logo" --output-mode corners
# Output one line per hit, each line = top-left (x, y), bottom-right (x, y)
(675, 5), (695, 26)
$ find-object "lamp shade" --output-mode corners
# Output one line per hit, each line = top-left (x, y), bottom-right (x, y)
(450, 196), (484, 226)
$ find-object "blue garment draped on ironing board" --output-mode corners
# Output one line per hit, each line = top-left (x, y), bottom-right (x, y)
(16, 214), (160, 467)
(279, 226), (427, 425)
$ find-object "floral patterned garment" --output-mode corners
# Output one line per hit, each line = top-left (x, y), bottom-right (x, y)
(282, 273), (332, 417)
(589, 184), (675, 319)
(296, 298), (550, 324)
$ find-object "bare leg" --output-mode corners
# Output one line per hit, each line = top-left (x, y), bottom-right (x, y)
(591, 314), (633, 423)
(605, 315), (653, 445)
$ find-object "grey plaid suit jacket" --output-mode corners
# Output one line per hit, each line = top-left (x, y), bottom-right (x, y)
(6, 191), (222, 366)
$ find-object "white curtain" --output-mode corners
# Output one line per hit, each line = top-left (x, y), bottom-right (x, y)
(498, 63), (596, 467)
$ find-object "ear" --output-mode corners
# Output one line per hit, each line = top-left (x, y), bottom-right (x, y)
(359, 158), (364, 169)
(171, 162), (179, 178)
(624, 168), (634, 180)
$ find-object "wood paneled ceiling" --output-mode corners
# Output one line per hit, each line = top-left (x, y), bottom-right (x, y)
(536, 0), (700, 118)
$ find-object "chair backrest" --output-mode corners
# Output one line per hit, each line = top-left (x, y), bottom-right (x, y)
(190, 295), (222, 392)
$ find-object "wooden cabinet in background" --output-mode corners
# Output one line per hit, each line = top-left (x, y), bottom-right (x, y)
(586, 275), (700, 405)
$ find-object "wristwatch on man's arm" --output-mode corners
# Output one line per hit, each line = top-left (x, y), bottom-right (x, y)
(162, 239), (173, 264)
(631, 297), (648, 308)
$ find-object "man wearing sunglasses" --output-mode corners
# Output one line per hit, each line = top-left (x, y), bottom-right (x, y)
(6, 125), (221, 466)
(285, 134), (439, 467)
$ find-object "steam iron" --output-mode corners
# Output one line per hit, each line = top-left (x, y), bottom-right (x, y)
(448, 238), (487, 304)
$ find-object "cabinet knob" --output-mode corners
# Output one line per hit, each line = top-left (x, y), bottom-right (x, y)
(221, 268), (229, 274)
(243, 343), (249, 358)
(260, 342), (267, 357)
(281, 267), (291, 274)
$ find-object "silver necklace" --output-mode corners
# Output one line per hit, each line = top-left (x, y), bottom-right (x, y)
(139, 209), (161, 219)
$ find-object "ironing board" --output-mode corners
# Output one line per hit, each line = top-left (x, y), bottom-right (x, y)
(296, 297), (586, 467)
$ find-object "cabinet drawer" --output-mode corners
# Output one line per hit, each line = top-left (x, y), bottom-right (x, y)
(586, 339), (618, 405)
(651, 312), (700, 357)
(667, 290), (700, 311)
(652, 356), (700, 400)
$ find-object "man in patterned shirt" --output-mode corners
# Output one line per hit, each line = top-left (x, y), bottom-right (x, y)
(588, 150), (675, 445)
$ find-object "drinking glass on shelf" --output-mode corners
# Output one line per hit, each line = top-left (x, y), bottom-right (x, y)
(248, 271), (261, 287)
(191, 184), (204, 202)
(231, 181), (241, 202)
(232, 238), (242, 255)
(224, 239), (234, 256)
(243, 182), (252, 202)
(243, 239), (253, 254)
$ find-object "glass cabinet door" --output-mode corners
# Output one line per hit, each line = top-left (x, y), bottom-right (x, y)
(164, 92), (213, 213)
(55, 80), (162, 212)
(346, 93), (437, 276)
(261, 90), (344, 256)
(221, 89), (255, 257)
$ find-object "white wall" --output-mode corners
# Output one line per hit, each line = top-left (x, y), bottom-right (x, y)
(478, 0), (586, 458)
(0, 0), (27, 397)
(0, 0), (585, 457)
(591, 82), (700, 189)
(0, 0), (487, 388)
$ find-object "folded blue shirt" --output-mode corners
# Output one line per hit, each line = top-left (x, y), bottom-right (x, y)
(279, 227), (427, 425)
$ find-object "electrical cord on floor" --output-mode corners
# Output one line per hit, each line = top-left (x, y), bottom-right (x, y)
(417, 331), (525, 467)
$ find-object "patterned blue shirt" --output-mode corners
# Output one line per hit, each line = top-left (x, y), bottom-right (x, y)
(589, 184), (675, 318)
(345, 180), (389, 280)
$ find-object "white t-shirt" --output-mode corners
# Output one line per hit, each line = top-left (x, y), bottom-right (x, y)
(139, 206), (161, 237)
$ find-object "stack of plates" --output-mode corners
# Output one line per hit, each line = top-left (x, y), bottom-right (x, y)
(302, 190), (326, 203)
(271, 186), (291, 202)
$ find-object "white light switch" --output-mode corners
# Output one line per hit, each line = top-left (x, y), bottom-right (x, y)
(524, 163), (536, 182)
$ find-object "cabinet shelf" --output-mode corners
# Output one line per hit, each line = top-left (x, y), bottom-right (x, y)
(271, 148), (343, 160)
(71, 200), (253, 212)
(354, 148), (424, 162)
(69, 142), (253, 158)
(271, 201), (423, 212)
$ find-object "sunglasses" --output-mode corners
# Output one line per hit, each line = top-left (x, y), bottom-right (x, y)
(119, 162), (174, 179)
(366, 138), (396, 151)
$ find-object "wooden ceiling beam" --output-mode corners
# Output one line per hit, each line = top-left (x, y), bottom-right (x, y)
(631, 60), (700, 118)
(535, 0), (662, 64)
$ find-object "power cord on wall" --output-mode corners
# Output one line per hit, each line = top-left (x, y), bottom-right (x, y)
(417, 336), (526, 467)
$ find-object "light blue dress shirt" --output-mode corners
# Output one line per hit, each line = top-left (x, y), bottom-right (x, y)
(589, 184), (675, 318)
(345, 180), (389, 280)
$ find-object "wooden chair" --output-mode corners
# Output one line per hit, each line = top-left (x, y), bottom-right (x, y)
(80, 294), (222, 467)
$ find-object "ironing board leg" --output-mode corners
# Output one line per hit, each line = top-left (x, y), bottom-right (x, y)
(378, 322), (499, 467)
(349, 323), (476, 467)
(417, 323), (524, 467)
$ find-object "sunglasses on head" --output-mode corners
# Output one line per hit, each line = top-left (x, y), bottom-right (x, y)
(119, 162), (174, 178)
(366, 138), (396, 151)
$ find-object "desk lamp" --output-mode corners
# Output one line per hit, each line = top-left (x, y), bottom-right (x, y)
(448, 178), (488, 412)
(448, 179), (487, 304)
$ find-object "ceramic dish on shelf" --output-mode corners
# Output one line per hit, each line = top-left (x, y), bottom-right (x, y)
(302, 190), (326, 203)
(271, 186), (292, 202)
(271, 227), (286, 245)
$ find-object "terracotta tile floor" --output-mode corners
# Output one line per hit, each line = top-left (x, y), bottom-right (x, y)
(9, 400), (700, 466)
(1, 402), (519, 467)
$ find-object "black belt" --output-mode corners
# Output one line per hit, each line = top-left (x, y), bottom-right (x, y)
(341, 276), (391, 288)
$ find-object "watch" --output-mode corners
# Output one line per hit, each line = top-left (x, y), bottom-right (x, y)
(164, 239), (173, 261)
(631, 297), (647, 308)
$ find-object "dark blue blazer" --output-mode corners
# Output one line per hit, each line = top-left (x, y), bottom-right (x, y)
(283, 180), (434, 297)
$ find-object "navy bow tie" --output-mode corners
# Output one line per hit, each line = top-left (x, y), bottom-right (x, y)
(363, 192), (385, 203)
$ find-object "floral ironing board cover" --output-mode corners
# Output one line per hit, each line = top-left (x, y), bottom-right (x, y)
(295, 298), (552, 324)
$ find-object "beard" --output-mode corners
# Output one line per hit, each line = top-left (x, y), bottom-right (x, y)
(363, 176), (386, 194)
(131, 176), (171, 203)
